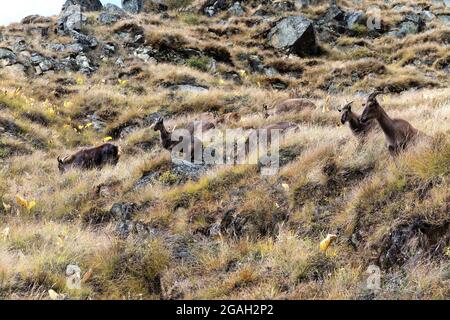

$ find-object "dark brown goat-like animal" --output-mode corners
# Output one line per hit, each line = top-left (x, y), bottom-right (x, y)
(338, 101), (376, 138)
(153, 117), (204, 162)
(57, 143), (120, 173)
(360, 91), (420, 156)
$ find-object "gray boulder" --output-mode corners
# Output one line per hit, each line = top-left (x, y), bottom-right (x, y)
(272, 1), (295, 11)
(30, 53), (55, 74)
(98, 4), (128, 24)
(399, 13), (425, 36)
(201, 0), (230, 17)
(71, 30), (98, 50)
(110, 202), (138, 221)
(57, 5), (86, 35)
(122, 0), (143, 13)
(437, 14), (450, 24)
(62, 0), (103, 12)
(0, 48), (17, 67)
(268, 16), (318, 56)
(345, 10), (367, 30)
(169, 84), (209, 93)
(228, 2), (245, 16)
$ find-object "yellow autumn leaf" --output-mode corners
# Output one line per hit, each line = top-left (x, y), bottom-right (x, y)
(16, 195), (29, 208)
(78, 125), (84, 130)
(27, 200), (36, 211)
(320, 234), (337, 252)
(85, 122), (93, 128)
(76, 77), (85, 85)
(15, 196), (36, 211)
(103, 136), (113, 142)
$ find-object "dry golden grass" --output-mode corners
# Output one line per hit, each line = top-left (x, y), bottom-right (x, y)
(0, 1), (449, 300)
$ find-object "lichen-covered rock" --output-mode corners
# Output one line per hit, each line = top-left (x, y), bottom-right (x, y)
(57, 5), (86, 35)
(268, 16), (318, 56)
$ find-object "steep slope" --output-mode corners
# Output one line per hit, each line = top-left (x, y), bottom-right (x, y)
(0, 0), (449, 299)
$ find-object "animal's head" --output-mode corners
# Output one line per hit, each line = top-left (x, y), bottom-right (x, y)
(361, 91), (383, 123)
(57, 156), (67, 173)
(153, 117), (164, 132)
(338, 101), (353, 124)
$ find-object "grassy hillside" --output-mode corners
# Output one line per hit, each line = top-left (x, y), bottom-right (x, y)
(0, 0), (449, 299)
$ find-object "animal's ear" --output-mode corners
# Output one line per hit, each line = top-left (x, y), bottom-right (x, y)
(57, 156), (63, 164)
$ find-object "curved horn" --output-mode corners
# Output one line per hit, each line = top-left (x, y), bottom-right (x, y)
(368, 90), (383, 101)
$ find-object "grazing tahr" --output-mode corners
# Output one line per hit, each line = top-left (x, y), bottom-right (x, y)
(153, 117), (204, 162)
(274, 98), (316, 115)
(360, 91), (420, 156)
(57, 143), (120, 173)
(338, 101), (376, 139)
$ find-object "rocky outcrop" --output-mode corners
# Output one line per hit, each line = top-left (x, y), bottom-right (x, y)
(268, 16), (318, 56)
(56, 5), (86, 35)
(62, 0), (103, 12)
(122, 0), (143, 13)
(98, 4), (128, 25)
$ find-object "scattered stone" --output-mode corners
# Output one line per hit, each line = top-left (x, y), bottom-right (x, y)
(437, 14), (450, 24)
(396, 13), (425, 37)
(345, 10), (367, 30)
(168, 84), (209, 93)
(134, 46), (156, 62)
(201, 0), (230, 17)
(71, 31), (98, 50)
(420, 10), (435, 22)
(272, 1), (295, 11)
(0, 48), (17, 66)
(110, 202), (139, 221)
(268, 16), (318, 56)
(228, 2), (245, 16)
(98, 4), (127, 24)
